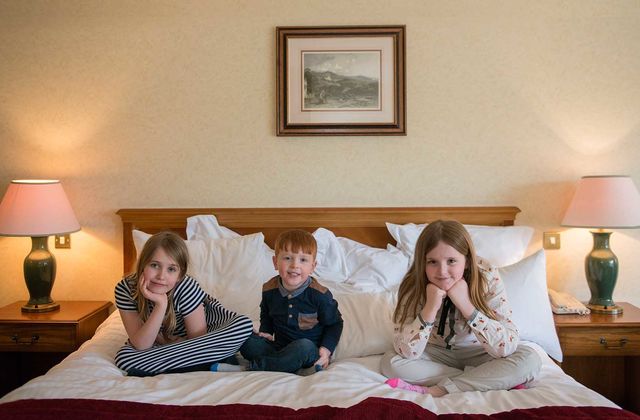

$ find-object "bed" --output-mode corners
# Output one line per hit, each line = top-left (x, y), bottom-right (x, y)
(0, 206), (637, 419)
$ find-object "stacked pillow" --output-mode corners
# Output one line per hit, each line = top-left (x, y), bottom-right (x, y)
(185, 216), (410, 293)
(312, 228), (350, 284)
(331, 291), (397, 360)
(386, 222), (534, 267)
(499, 249), (562, 361)
(312, 227), (409, 292)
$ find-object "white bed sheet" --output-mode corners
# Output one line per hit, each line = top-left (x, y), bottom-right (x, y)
(0, 311), (617, 415)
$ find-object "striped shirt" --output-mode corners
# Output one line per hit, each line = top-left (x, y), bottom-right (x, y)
(115, 274), (237, 337)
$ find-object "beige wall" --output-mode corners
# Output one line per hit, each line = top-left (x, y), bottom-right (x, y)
(1, 1), (639, 308)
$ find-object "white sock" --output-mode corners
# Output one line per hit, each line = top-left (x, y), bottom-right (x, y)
(210, 362), (244, 372)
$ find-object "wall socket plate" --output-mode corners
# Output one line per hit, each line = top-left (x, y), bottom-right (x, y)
(55, 234), (71, 249)
(543, 232), (561, 250)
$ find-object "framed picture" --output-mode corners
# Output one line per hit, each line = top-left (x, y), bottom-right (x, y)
(276, 26), (406, 136)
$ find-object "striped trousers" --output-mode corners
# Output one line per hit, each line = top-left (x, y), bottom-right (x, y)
(115, 314), (253, 375)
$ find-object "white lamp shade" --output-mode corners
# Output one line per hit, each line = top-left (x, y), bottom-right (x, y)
(0, 180), (80, 236)
(561, 175), (640, 228)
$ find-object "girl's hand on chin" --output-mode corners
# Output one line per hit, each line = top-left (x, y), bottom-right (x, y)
(446, 279), (477, 319)
(426, 282), (447, 300)
(140, 274), (168, 307)
(422, 282), (447, 322)
(446, 278), (470, 305)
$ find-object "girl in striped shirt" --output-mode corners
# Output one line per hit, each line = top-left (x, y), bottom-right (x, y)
(114, 231), (252, 376)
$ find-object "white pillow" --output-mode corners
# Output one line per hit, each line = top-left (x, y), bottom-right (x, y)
(386, 222), (534, 267)
(332, 291), (397, 361)
(312, 228), (349, 283)
(338, 237), (409, 291)
(499, 249), (562, 362)
(186, 214), (277, 280)
(312, 228), (409, 292)
(187, 219), (407, 292)
(132, 230), (277, 326)
(187, 218), (357, 286)
(186, 214), (239, 240)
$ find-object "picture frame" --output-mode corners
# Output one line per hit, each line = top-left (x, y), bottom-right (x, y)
(276, 26), (406, 136)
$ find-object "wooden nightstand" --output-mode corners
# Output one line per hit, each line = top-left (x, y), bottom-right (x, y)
(554, 302), (640, 413)
(0, 300), (113, 396)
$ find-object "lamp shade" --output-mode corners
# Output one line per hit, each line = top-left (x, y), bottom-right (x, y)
(0, 180), (80, 237)
(561, 175), (640, 229)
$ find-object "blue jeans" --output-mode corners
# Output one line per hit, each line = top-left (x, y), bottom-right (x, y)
(240, 333), (319, 373)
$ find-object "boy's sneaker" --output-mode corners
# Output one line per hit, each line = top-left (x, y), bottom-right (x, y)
(297, 364), (323, 376)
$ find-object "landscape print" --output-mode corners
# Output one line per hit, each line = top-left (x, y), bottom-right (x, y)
(302, 51), (380, 110)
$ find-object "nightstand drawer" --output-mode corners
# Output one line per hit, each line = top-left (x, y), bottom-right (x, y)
(0, 324), (77, 352)
(558, 327), (640, 356)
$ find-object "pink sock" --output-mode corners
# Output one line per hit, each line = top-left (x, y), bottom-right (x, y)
(510, 383), (527, 390)
(385, 378), (428, 394)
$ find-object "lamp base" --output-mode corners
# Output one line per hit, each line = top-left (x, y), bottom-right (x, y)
(22, 301), (60, 313)
(22, 236), (59, 314)
(586, 303), (623, 315)
(585, 231), (621, 316)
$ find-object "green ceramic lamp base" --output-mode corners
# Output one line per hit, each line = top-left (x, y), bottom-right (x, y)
(585, 231), (623, 315)
(22, 236), (60, 313)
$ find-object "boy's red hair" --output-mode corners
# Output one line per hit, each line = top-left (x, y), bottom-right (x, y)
(274, 229), (317, 258)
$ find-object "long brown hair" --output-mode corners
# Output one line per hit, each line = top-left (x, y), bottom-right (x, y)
(393, 220), (497, 326)
(132, 231), (189, 337)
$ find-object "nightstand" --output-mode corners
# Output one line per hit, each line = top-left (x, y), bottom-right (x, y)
(0, 300), (113, 396)
(554, 302), (640, 413)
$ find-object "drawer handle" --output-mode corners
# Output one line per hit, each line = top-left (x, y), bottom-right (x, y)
(599, 337), (628, 350)
(11, 334), (39, 345)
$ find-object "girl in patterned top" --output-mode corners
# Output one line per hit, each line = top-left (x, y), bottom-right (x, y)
(380, 220), (541, 396)
(114, 231), (252, 376)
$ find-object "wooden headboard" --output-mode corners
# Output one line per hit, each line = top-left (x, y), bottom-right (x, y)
(117, 206), (520, 274)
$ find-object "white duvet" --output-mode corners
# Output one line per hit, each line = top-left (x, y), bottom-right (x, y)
(0, 311), (617, 415)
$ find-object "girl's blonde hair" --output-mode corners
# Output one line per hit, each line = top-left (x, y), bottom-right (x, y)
(393, 220), (497, 326)
(133, 231), (189, 337)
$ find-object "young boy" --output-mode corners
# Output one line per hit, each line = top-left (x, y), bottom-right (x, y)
(240, 229), (343, 374)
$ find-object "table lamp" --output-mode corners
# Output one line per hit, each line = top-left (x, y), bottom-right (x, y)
(561, 175), (640, 314)
(0, 180), (80, 312)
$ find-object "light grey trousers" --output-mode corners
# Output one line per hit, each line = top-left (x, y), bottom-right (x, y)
(380, 344), (541, 393)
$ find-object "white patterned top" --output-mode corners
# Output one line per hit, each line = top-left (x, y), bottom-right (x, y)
(393, 261), (519, 359)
